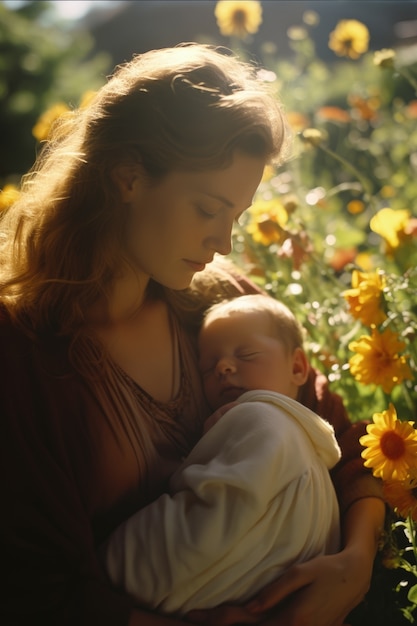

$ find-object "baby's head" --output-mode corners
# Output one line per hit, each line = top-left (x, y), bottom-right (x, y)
(198, 294), (309, 410)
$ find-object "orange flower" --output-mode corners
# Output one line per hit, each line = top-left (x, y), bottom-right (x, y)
(329, 248), (357, 272)
(405, 100), (417, 119)
(316, 106), (351, 123)
(359, 404), (417, 481)
(347, 200), (365, 215)
(343, 270), (387, 326)
(348, 94), (380, 121)
(348, 327), (412, 394)
(286, 111), (310, 132)
(383, 469), (417, 521)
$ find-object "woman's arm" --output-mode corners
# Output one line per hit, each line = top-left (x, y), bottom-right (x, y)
(187, 496), (385, 626)
(246, 496), (386, 626)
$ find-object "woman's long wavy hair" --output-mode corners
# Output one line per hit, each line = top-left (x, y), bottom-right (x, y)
(0, 42), (288, 339)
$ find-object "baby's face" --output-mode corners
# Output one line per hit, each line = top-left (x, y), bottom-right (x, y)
(198, 310), (296, 410)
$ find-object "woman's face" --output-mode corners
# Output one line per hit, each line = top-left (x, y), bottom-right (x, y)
(124, 152), (265, 290)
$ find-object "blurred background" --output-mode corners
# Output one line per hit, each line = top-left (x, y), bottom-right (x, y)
(1, 0), (417, 184)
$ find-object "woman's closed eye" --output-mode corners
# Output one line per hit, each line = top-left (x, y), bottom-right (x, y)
(196, 204), (220, 219)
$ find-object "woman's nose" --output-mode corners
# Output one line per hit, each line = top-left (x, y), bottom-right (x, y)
(206, 221), (233, 256)
(213, 232), (232, 256)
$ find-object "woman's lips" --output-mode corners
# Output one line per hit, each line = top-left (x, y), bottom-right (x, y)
(184, 259), (207, 272)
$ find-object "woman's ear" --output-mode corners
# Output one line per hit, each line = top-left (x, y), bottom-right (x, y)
(111, 164), (142, 203)
(291, 347), (309, 387)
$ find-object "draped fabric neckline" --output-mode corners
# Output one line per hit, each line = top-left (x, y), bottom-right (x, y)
(111, 310), (189, 421)
(84, 309), (208, 519)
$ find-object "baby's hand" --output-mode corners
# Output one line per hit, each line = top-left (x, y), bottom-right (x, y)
(203, 402), (239, 433)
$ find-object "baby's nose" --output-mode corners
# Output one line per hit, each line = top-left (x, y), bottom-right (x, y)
(215, 358), (236, 376)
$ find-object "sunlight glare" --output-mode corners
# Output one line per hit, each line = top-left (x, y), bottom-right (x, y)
(53, 1), (93, 19)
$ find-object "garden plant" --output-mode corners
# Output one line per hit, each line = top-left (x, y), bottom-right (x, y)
(215, 3), (417, 624)
(1, 2), (417, 624)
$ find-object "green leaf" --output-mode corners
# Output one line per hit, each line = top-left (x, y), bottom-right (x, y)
(408, 584), (417, 605)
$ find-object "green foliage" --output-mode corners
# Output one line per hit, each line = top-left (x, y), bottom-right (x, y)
(0, 1), (110, 184)
(228, 13), (417, 623)
(230, 15), (417, 423)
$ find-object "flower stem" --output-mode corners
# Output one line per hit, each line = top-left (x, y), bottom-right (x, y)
(316, 143), (375, 207)
(398, 66), (417, 95)
(407, 514), (417, 569)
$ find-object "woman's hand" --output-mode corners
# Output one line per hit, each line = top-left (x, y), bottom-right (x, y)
(187, 497), (385, 626)
(243, 550), (368, 626)
(187, 551), (361, 626)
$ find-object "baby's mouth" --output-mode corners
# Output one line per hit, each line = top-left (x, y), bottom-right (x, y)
(220, 386), (245, 402)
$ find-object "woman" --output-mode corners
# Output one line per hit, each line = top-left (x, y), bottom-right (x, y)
(0, 43), (384, 626)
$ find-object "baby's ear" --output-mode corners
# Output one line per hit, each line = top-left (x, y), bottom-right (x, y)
(291, 347), (309, 386)
(111, 164), (142, 202)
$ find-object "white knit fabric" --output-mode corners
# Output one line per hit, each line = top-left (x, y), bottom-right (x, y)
(102, 390), (341, 615)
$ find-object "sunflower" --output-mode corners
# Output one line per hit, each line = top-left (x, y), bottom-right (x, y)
(328, 20), (370, 60)
(383, 469), (417, 521)
(348, 327), (413, 394)
(342, 270), (387, 327)
(246, 199), (288, 246)
(359, 404), (417, 481)
(215, 1), (262, 39)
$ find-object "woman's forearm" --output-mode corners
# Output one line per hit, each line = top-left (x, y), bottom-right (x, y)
(341, 496), (386, 571)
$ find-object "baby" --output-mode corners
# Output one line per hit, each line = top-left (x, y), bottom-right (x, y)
(101, 294), (341, 616)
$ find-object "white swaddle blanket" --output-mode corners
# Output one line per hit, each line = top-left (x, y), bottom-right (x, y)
(102, 390), (341, 615)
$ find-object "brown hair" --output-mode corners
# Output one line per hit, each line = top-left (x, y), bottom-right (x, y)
(0, 43), (288, 337)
